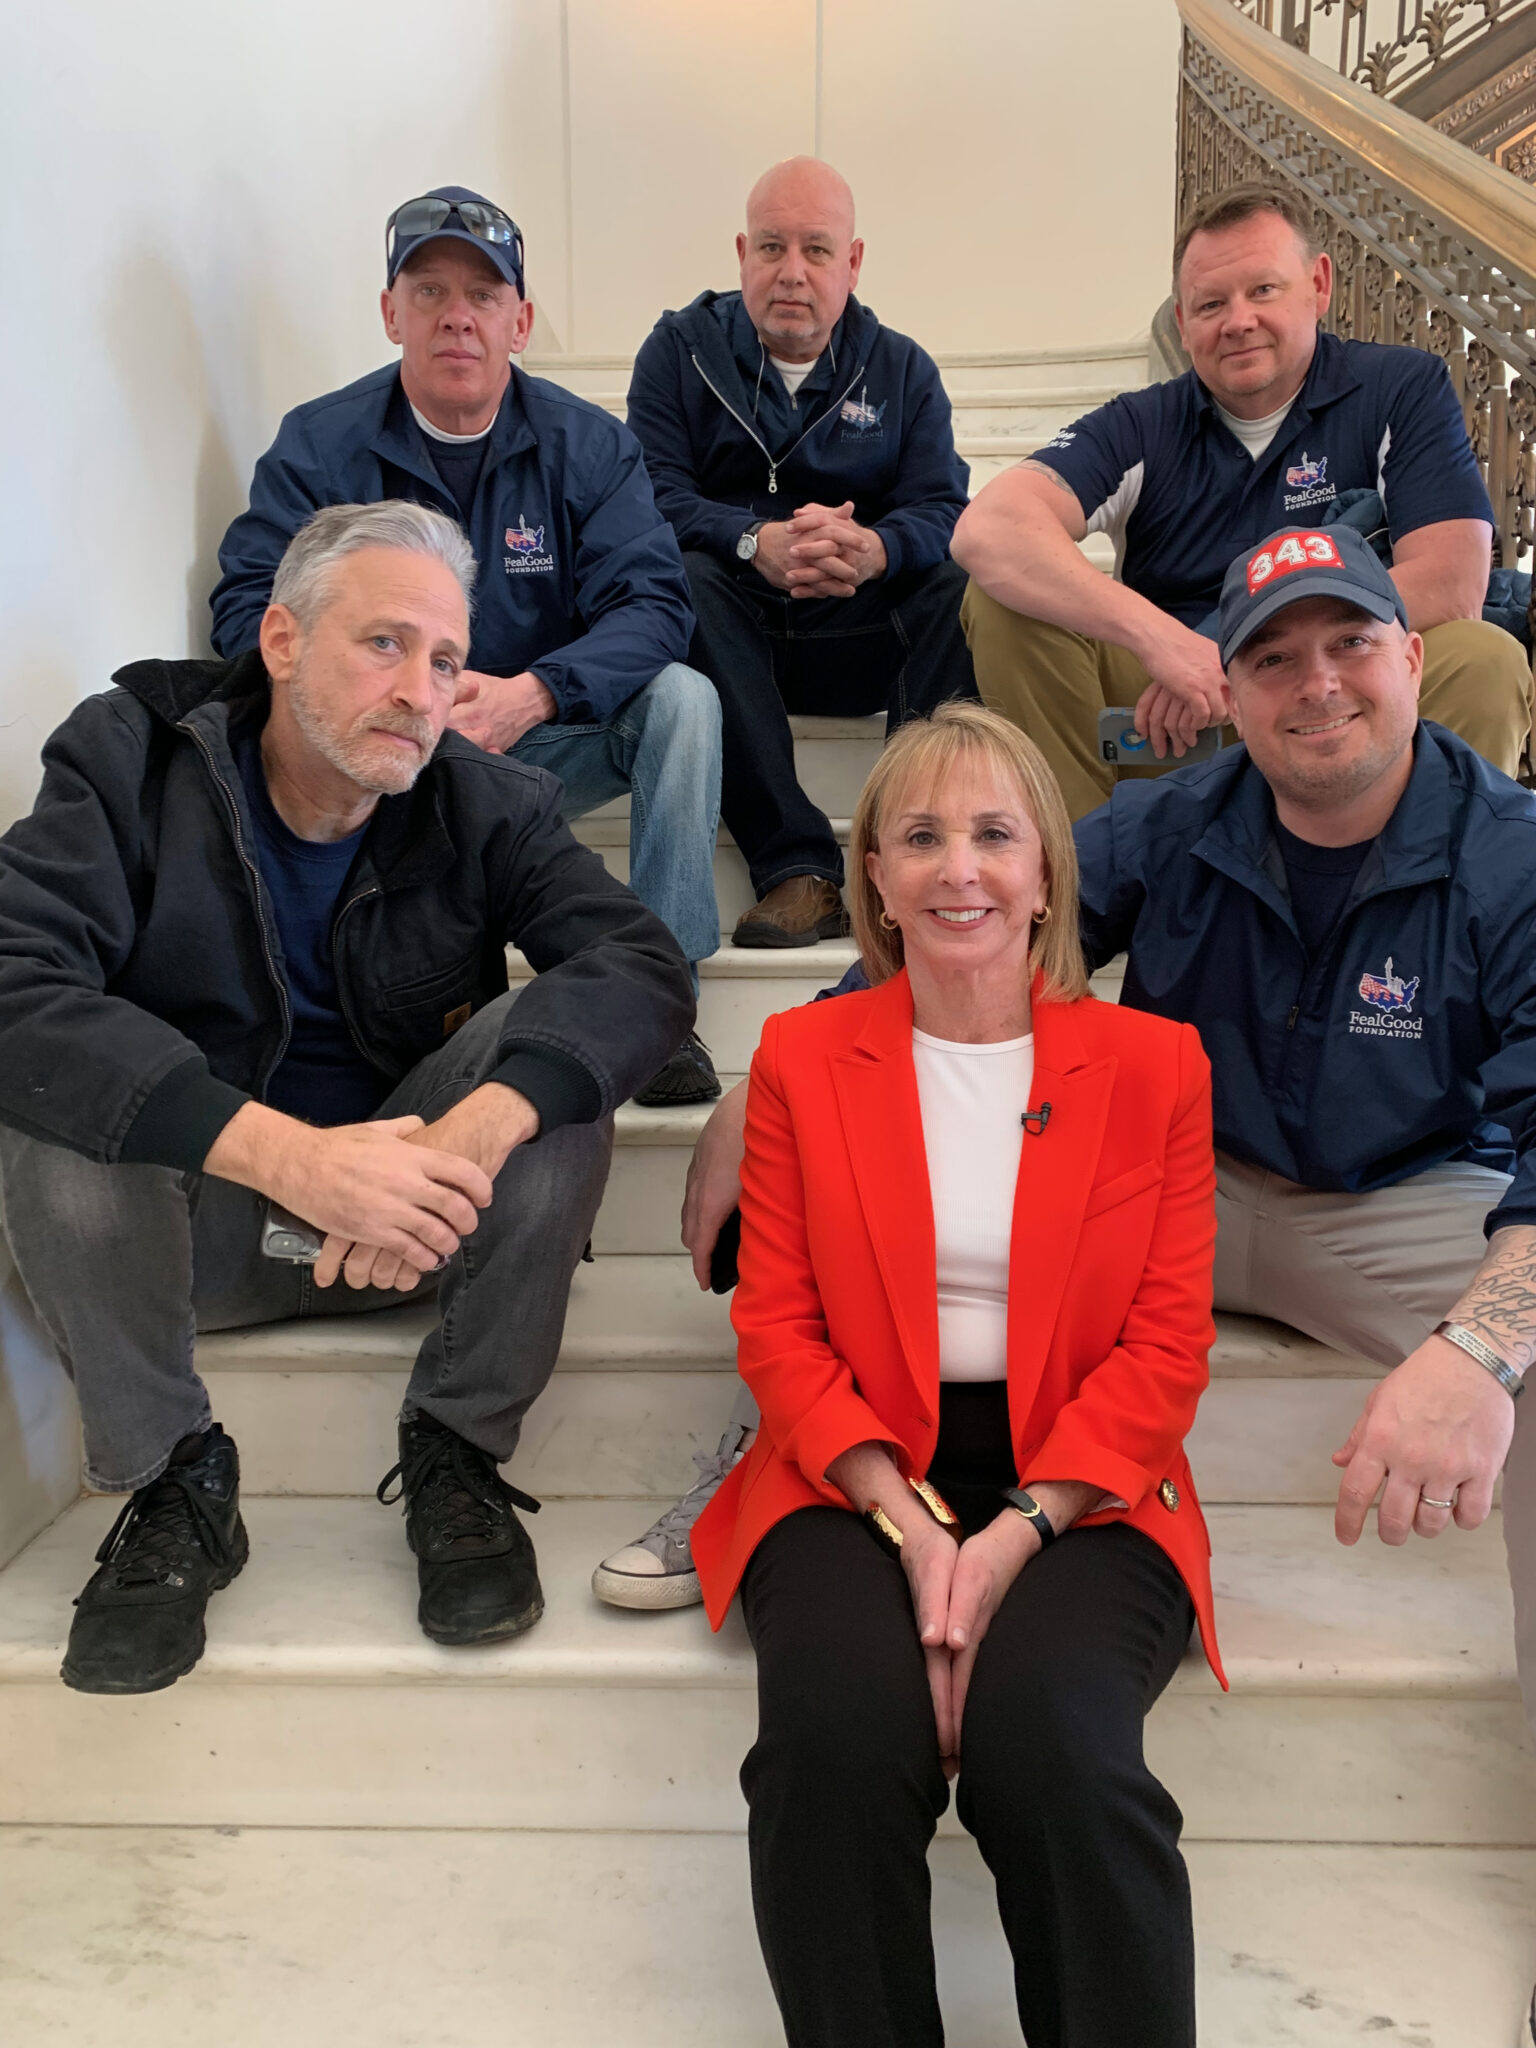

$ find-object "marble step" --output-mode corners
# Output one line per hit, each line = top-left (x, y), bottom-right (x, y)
(513, 941), (1120, 1077)
(510, 937), (861, 1073)
(4, 1825), (1531, 2047)
(0, 1498), (1525, 1844)
(202, 1356), (1379, 1507)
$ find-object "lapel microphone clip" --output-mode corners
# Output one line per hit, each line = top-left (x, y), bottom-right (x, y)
(1021, 1102), (1053, 1137)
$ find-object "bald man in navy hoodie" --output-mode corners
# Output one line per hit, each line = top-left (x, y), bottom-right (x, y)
(627, 158), (976, 949)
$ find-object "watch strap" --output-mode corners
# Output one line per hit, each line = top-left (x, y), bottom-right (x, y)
(1003, 1486), (1057, 1548)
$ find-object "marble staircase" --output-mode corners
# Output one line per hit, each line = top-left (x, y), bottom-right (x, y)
(1, 703), (1534, 2043)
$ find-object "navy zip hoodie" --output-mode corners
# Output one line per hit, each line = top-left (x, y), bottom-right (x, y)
(211, 364), (694, 725)
(625, 290), (969, 579)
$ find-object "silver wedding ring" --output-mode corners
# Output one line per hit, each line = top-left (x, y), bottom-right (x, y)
(1419, 1493), (1456, 1511)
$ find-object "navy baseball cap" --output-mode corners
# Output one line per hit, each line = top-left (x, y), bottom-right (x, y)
(385, 186), (526, 296)
(1218, 523), (1409, 668)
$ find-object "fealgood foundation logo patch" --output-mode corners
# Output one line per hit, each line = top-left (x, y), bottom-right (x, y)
(1349, 957), (1423, 1039)
(504, 515), (555, 575)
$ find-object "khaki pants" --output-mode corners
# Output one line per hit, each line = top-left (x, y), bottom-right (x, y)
(727, 1147), (1536, 1731)
(961, 582), (1535, 821)
(1214, 1150), (1536, 1738)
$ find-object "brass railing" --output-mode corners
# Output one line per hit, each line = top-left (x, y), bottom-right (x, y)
(1230, 0), (1536, 124)
(1178, 0), (1536, 571)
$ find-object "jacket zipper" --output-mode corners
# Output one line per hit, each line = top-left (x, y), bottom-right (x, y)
(183, 720), (294, 1087)
(332, 884), (385, 1071)
(690, 350), (867, 497)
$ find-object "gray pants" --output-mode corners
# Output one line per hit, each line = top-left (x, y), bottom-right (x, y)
(727, 1147), (1536, 1725)
(0, 992), (613, 1493)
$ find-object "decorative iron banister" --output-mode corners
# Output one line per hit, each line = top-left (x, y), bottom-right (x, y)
(1229, 0), (1536, 120)
(1178, 0), (1536, 572)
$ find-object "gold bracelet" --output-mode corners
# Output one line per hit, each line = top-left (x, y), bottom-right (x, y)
(908, 1476), (959, 1528)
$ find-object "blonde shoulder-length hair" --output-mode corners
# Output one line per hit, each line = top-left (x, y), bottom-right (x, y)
(848, 702), (1090, 1002)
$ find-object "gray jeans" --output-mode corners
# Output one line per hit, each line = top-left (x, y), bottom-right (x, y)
(0, 991), (613, 1492)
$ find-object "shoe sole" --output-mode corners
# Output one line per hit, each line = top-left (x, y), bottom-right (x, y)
(590, 1563), (704, 1611)
(419, 1590), (545, 1646)
(631, 1077), (724, 1108)
(59, 1517), (251, 1695)
(731, 909), (850, 950)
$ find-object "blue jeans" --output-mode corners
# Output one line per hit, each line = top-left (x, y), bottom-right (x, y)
(512, 663), (722, 971)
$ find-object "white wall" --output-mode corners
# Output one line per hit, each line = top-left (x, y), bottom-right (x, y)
(0, 0), (1178, 826)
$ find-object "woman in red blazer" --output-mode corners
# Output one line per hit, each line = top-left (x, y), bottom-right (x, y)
(692, 703), (1221, 2048)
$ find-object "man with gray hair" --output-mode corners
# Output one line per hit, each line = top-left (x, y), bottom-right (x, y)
(0, 501), (693, 1694)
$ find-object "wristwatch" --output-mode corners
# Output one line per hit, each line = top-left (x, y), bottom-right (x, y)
(1003, 1486), (1057, 1549)
(735, 521), (764, 563)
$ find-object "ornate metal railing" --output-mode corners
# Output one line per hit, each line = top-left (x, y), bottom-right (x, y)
(1178, 0), (1536, 575)
(1228, 0), (1536, 136)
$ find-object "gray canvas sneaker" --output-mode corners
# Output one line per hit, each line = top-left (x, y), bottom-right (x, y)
(591, 1423), (748, 1610)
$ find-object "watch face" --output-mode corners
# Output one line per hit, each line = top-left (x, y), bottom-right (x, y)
(736, 528), (758, 561)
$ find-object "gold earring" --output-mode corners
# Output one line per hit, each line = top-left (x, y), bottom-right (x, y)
(879, 909), (898, 931)
(1033, 904), (1052, 925)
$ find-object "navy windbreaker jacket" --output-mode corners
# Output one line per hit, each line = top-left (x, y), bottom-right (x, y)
(625, 290), (969, 578)
(1075, 724), (1536, 1235)
(210, 365), (694, 725)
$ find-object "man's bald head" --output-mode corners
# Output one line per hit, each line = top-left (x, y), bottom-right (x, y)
(738, 157), (863, 364)
(746, 157), (856, 239)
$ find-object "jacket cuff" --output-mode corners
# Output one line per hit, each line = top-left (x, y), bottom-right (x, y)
(777, 1381), (906, 1502)
(120, 1057), (252, 1172)
(491, 1043), (603, 1133)
(1023, 1426), (1155, 1515)
(871, 522), (904, 580)
(1487, 1195), (1536, 1239)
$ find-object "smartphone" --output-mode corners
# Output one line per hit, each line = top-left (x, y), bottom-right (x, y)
(261, 1200), (324, 1265)
(709, 1208), (742, 1294)
(1098, 707), (1222, 769)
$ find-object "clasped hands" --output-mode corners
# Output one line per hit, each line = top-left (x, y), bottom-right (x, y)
(203, 1084), (540, 1296)
(901, 1506), (1039, 1780)
(754, 500), (887, 599)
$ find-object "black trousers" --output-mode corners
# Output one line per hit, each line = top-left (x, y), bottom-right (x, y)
(683, 550), (977, 897)
(738, 1382), (1197, 2048)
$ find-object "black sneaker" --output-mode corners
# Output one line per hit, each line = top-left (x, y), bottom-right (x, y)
(61, 1425), (248, 1695)
(633, 1031), (722, 1109)
(378, 1413), (544, 1645)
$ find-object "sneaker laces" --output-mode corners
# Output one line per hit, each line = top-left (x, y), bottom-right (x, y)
(93, 1469), (235, 1590)
(644, 1438), (744, 1547)
(377, 1428), (541, 1551)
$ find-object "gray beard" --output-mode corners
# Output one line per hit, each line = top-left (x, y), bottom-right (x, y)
(286, 666), (435, 797)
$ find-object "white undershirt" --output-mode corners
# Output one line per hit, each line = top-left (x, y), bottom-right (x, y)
(912, 1028), (1035, 1383)
(409, 402), (494, 445)
(770, 353), (819, 396)
(1213, 394), (1296, 462)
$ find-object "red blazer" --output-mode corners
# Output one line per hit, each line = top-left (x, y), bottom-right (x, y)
(691, 970), (1226, 1687)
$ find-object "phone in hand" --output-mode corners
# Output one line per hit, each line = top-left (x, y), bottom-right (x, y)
(709, 1208), (742, 1294)
(261, 1200), (324, 1265)
(1098, 706), (1223, 769)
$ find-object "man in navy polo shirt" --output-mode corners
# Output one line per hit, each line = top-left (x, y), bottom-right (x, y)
(627, 157), (975, 949)
(952, 181), (1531, 819)
(212, 186), (723, 1107)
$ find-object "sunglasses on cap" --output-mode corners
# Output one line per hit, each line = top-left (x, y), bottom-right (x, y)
(385, 196), (525, 290)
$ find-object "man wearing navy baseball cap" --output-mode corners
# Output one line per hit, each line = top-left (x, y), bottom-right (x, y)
(644, 522), (1536, 1784)
(211, 186), (725, 1107)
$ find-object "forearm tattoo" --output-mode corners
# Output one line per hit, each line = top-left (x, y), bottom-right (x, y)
(1450, 1225), (1536, 1373)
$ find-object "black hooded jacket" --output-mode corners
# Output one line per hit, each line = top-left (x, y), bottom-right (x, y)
(0, 651), (693, 1170)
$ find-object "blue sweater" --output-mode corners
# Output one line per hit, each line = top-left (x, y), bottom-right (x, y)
(211, 365), (694, 725)
(625, 291), (969, 579)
